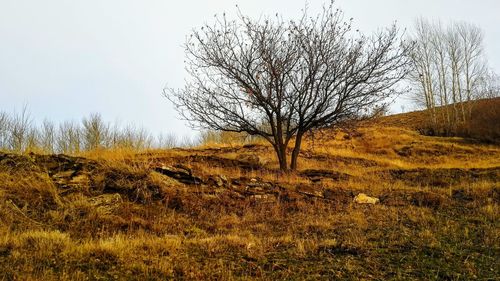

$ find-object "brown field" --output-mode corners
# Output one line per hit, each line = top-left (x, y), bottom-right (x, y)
(0, 119), (499, 280)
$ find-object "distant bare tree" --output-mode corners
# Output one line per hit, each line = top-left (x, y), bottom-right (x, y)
(0, 112), (10, 150)
(478, 71), (500, 99)
(39, 119), (56, 153)
(167, 3), (412, 170)
(157, 133), (178, 149)
(24, 127), (39, 153)
(82, 113), (110, 151)
(0, 109), (170, 154)
(409, 19), (491, 134)
(8, 106), (33, 152)
(408, 19), (437, 120)
(113, 125), (153, 150)
(57, 121), (81, 154)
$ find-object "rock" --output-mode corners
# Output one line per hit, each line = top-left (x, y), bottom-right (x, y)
(300, 169), (350, 182)
(0, 153), (40, 172)
(245, 180), (274, 194)
(213, 176), (224, 187)
(52, 170), (77, 184)
(89, 193), (122, 206)
(154, 165), (203, 185)
(70, 174), (91, 186)
(53, 171), (91, 194)
(249, 194), (277, 203)
(242, 144), (258, 149)
(238, 154), (262, 167)
(89, 194), (122, 215)
(296, 184), (324, 198)
(33, 154), (98, 176)
(354, 193), (379, 204)
(220, 175), (228, 184)
(207, 175), (229, 188)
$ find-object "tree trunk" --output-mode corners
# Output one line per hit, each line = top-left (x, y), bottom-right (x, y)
(273, 143), (288, 171)
(290, 131), (304, 171)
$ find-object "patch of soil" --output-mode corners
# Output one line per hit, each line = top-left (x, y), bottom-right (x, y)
(32, 154), (99, 176)
(410, 191), (449, 208)
(322, 188), (353, 204)
(32, 155), (100, 195)
(394, 144), (475, 158)
(451, 189), (475, 202)
(93, 168), (163, 203)
(174, 155), (266, 171)
(318, 244), (364, 256)
(384, 167), (500, 187)
(0, 153), (40, 172)
(300, 169), (351, 183)
(380, 191), (449, 209)
(300, 151), (379, 167)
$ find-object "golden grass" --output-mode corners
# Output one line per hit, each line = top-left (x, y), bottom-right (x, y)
(0, 125), (499, 280)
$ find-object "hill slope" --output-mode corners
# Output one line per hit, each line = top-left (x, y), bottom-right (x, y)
(380, 97), (500, 142)
(0, 121), (499, 280)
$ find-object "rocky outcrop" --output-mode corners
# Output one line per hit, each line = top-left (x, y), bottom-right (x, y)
(206, 175), (230, 188)
(88, 193), (122, 215)
(0, 152), (373, 207)
(32, 154), (98, 176)
(154, 164), (203, 185)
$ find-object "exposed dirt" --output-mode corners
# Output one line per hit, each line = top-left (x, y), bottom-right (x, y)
(394, 143), (476, 158)
(299, 169), (351, 183)
(380, 190), (451, 209)
(300, 151), (380, 167)
(385, 167), (500, 187)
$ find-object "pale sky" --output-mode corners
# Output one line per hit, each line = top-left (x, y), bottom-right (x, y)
(1, 0), (499, 138)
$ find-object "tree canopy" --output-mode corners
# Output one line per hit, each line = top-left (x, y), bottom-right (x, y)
(167, 3), (412, 170)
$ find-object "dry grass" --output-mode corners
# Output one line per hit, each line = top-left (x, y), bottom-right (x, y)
(0, 123), (499, 280)
(379, 97), (500, 143)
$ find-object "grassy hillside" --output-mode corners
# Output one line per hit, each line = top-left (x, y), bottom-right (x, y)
(0, 121), (499, 280)
(380, 97), (500, 142)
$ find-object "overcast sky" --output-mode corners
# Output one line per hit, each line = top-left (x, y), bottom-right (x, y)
(1, 0), (499, 138)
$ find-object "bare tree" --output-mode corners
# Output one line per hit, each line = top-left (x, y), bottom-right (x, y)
(429, 21), (452, 127)
(408, 19), (491, 134)
(456, 22), (488, 119)
(111, 124), (153, 150)
(167, 3), (411, 170)
(1, 109), (167, 154)
(408, 18), (437, 122)
(0, 111), (10, 151)
(57, 121), (81, 154)
(8, 106), (33, 153)
(39, 119), (56, 153)
(157, 133), (178, 149)
(478, 71), (500, 99)
(82, 113), (110, 151)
